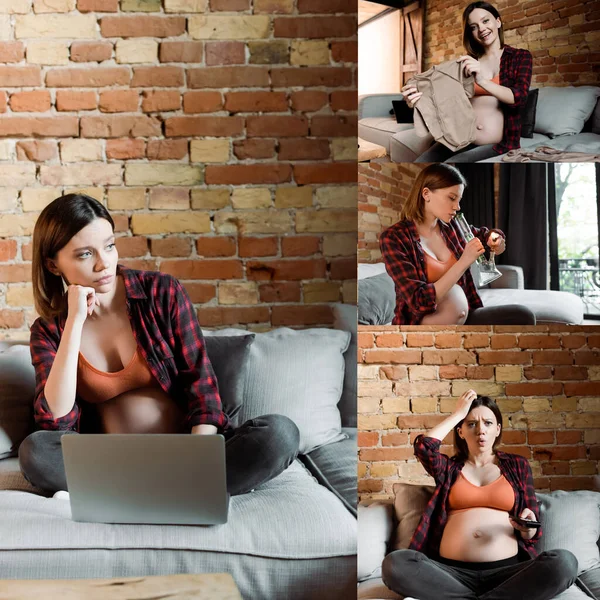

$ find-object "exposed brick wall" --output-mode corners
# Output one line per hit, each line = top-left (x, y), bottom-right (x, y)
(424, 0), (600, 86)
(0, 0), (358, 338)
(358, 326), (600, 501)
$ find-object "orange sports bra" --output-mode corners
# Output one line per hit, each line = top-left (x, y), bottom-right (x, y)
(474, 75), (500, 96)
(77, 348), (160, 404)
(424, 252), (458, 283)
(448, 472), (515, 512)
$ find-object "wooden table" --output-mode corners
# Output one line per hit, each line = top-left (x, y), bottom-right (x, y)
(0, 573), (242, 600)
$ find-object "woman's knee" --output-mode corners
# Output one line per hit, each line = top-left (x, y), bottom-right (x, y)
(382, 549), (422, 587)
(541, 549), (578, 584)
(264, 414), (299, 453)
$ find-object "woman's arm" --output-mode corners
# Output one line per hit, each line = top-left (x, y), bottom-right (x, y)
(433, 238), (485, 301)
(428, 389), (475, 441)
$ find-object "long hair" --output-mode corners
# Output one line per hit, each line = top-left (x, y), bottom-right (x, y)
(453, 395), (503, 462)
(32, 194), (114, 321)
(462, 2), (504, 59)
(398, 164), (467, 223)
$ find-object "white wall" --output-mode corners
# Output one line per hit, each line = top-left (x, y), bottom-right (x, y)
(358, 10), (401, 96)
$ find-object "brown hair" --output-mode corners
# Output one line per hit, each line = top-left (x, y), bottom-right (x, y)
(453, 395), (503, 462)
(398, 164), (467, 223)
(462, 2), (504, 59)
(32, 194), (114, 321)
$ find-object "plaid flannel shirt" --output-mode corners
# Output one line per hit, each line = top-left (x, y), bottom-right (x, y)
(379, 218), (504, 325)
(30, 265), (230, 433)
(410, 435), (542, 560)
(493, 45), (533, 155)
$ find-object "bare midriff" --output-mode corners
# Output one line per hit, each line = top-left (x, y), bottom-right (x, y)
(471, 96), (504, 145)
(95, 386), (185, 434)
(421, 284), (469, 326)
(439, 507), (519, 562)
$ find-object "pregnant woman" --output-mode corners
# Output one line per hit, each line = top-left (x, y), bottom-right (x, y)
(403, 1), (532, 163)
(19, 193), (299, 496)
(382, 390), (578, 600)
(379, 163), (535, 325)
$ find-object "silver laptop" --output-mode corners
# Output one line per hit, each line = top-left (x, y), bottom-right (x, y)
(61, 434), (229, 525)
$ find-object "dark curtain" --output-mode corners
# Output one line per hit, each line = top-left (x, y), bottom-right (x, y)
(497, 164), (549, 290)
(548, 165), (559, 291)
(454, 164), (495, 228)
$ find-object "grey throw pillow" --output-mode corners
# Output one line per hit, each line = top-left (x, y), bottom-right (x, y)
(0, 345), (35, 459)
(204, 334), (255, 428)
(358, 272), (396, 325)
(535, 86), (600, 138)
(333, 303), (357, 428)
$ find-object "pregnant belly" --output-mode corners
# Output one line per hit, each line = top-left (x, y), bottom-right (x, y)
(97, 386), (185, 434)
(421, 284), (469, 325)
(440, 508), (519, 562)
(471, 96), (504, 145)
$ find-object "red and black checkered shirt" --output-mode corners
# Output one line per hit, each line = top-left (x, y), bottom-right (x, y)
(30, 265), (229, 433)
(493, 45), (533, 155)
(379, 218), (503, 325)
(410, 435), (542, 560)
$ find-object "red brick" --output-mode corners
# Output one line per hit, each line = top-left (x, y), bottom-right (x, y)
(331, 41), (357, 63)
(523, 366), (552, 380)
(0, 310), (24, 329)
(150, 237), (191, 258)
(381, 432), (409, 446)
(534, 446), (587, 461)
(363, 349), (421, 364)
(330, 256), (356, 280)
(0, 240), (17, 261)
(359, 432), (380, 447)
(99, 90), (139, 113)
(161, 259), (243, 280)
(490, 335), (518, 349)
(225, 92), (288, 113)
(187, 67), (269, 89)
(358, 480), (383, 493)
(56, 91), (97, 111)
(397, 415), (446, 429)
(278, 138), (330, 160)
(330, 90), (358, 111)
(0, 67), (41, 87)
(70, 42), (113, 63)
(375, 334), (403, 348)
(564, 381), (600, 396)
(247, 258), (326, 281)
(574, 350), (600, 365)
(77, 0), (118, 10)
(271, 67), (352, 87)
(81, 115), (161, 138)
(142, 91), (181, 113)
(310, 115), (357, 137)
(557, 430), (582, 444)
(115, 236), (147, 257)
(478, 351), (530, 364)
(205, 164), (292, 185)
(466, 365), (494, 379)
(106, 138), (146, 160)
(132, 66), (184, 88)
(438, 365), (466, 379)
(119, 259), (157, 272)
(195, 237), (236, 257)
(293, 163), (357, 184)
(281, 236), (320, 256)
(197, 306), (270, 327)
(239, 236), (278, 257)
(146, 139), (188, 160)
(16, 141), (58, 162)
(100, 16), (186, 38)
(0, 117), (78, 138)
(247, 116), (309, 137)
(290, 91), (329, 111)
(183, 91), (224, 114)
(0, 92), (5, 113)
(46, 68), (129, 88)
(259, 282), (301, 302)
(298, 0), (355, 13)
(233, 139), (276, 160)
(165, 116), (242, 137)
(553, 366), (588, 380)
(183, 283), (215, 304)
(0, 42), (25, 63)
(0, 264), (31, 283)
(359, 448), (414, 462)
(273, 16), (356, 38)
(205, 41), (245, 66)
(271, 304), (333, 326)
(113, 215), (129, 232)
(501, 430), (526, 445)
(504, 382), (563, 396)
(542, 462), (570, 475)
(160, 41), (203, 63)
(528, 431), (555, 445)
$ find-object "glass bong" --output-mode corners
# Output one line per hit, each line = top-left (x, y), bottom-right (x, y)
(453, 212), (502, 287)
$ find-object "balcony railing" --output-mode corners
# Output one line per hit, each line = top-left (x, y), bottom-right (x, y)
(558, 258), (600, 316)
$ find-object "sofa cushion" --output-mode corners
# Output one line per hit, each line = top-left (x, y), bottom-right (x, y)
(359, 118), (415, 152)
(0, 460), (357, 600)
(579, 567), (600, 599)
(535, 86), (600, 138)
(358, 502), (394, 582)
(0, 345), (35, 460)
(301, 428), (357, 517)
(205, 328), (350, 454)
(204, 334), (255, 428)
(392, 482), (436, 551)
(333, 303), (358, 428)
(358, 272), (395, 326)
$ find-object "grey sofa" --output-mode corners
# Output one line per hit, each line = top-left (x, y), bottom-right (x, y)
(0, 303), (357, 600)
(358, 263), (585, 325)
(357, 485), (600, 600)
(358, 86), (600, 163)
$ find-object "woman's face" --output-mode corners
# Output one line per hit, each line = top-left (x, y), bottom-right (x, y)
(422, 184), (463, 224)
(467, 8), (502, 48)
(46, 218), (118, 293)
(457, 405), (501, 456)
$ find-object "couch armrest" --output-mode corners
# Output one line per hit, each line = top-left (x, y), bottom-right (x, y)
(359, 93), (404, 120)
(490, 265), (525, 289)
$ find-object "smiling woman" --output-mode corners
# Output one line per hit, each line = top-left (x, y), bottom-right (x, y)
(18, 194), (300, 497)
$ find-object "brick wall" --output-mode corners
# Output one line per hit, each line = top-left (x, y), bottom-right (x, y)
(0, 0), (358, 339)
(358, 326), (600, 501)
(424, 0), (600, 86)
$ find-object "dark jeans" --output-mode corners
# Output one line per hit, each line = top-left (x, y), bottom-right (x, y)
(466, 304), (536, 325)
(416, 142), (499, 163)
(18, 414), (300, 497)
(382, 549), (578, 600)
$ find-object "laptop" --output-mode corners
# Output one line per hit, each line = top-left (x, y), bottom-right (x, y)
(61, 434), (229, 525)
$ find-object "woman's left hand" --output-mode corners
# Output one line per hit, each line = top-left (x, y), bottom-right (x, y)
(509, 508), (538, 540)
(488, 232), (506, 255)
(457, 55), (484, 83)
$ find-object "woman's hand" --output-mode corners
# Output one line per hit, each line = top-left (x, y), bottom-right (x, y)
(509, 508), (538, 540)
(401, 83), (423, 109)
(455, 389), (477, 420)
(457, 55), (484, 83)
(488, 232), (506, 255)
(459, 237), (485, 266)
(66, 284), (99, 325)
